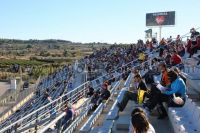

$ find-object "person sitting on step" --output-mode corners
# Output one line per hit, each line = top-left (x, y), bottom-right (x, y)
(117, 74), (148, 112)
(144, 70), (187, 119)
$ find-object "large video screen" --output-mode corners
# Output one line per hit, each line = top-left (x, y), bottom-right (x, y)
(146, 11), (175, 26)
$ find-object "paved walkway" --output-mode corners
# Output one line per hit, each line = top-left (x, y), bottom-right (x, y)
(0, 82), (10, 97)
(0, 82), (10, 113)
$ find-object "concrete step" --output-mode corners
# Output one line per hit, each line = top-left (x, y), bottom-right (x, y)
(148, 115), (174, 133)
(115, 115), (130, 131)
(187, 87), (200, 99)
(112, 101), (135, 132)
(187, 79), (200, 94)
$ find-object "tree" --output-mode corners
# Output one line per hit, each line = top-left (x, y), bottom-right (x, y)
(26, 44), (32, 49)
(63, 50), (68, 57)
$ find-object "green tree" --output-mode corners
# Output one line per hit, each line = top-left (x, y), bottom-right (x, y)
(26, 44), (32, 49)
(63, 50), (68, 57)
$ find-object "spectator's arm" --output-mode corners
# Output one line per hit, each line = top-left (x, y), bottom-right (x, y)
(164, 81), (180, 95)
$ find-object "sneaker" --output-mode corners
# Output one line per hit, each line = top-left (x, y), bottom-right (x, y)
(157, 114), (167, 119)
(116, 102), (123, 112)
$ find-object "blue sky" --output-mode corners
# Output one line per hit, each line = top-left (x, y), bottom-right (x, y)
(0, 0), (200, 43)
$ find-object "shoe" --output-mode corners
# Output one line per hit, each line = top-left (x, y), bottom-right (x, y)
(157, 114), (167, 119)
(116, 102), (123, 112)
(142, 103), (152, 111)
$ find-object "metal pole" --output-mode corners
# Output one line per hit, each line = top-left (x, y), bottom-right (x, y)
(159, 26), (162, 41)
(35, 112), (39, 133)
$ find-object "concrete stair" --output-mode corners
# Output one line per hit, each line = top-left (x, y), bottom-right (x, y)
(187, 78), (200, 96)
(112, 101), (135, 133)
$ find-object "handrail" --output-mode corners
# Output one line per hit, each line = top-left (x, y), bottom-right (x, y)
(0, 81), (89, 133)
(0, 67), (124, 133)
(0, 50), (153, 133)
(79, 81), (120, 133)
(63, 63), (150, 133)
(38, 112), (66, 133)
(37, 73), (124, 133)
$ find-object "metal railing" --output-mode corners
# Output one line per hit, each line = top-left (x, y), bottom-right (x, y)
(1, 68), (69, 130)
(0, 57), (143, 133)
(0, 81), (89, 133)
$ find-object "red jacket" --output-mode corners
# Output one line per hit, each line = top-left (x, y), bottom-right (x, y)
(171, 54), (182, 65)
(186, 39), (192, 54)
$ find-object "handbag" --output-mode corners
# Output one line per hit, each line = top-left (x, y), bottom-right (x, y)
(172, 93), (184, 106)
(137, 88), (146, 104)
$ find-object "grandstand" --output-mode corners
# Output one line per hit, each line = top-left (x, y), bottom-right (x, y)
(0, 27), (200, 133)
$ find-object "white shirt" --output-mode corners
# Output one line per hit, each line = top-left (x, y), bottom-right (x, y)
(129, 122), (156, 133)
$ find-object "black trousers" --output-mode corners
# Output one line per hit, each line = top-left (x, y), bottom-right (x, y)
(191, 41), (200, 56)
(159, 48), (164, 57)
(119, 91), (137, 111)
(147, 84), (185, 115)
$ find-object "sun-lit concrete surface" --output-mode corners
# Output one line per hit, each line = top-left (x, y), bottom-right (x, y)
(0, 82), (10, 97)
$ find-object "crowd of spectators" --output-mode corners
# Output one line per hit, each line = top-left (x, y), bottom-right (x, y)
(48, 27), (200, 132)
(57, 30), (196, 130)
(116, 28), (200, 132)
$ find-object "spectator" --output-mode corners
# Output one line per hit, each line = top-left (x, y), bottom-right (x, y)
(43, 89), (50, 101)
(99, 84), (111, 102)
(143, 63), (170, 111)
(68, 82), (73, 90)
(159, 62), (170, 86)
(108, 74), (115, 85)
(47, 97), (57, 120)
(186, 39), (192, 58)
(152, 38), (158, 49)
(88, 91), (100, 113)
(132, 68), (140, 75)
(190, 28), (200, 56)
(177, 44), (185, 57)
(170, 50), (182, 66)
(176, 35), (181, 44)
(173, 67), (186, 84)
(159, 38), (166, 57)
(144, 70), (186, 119)
(87, 85), (94, 97)
(130, 111), (155, 133)
(167, 36), (172, 43)
(138, 51), (146, 62)
(62, 105), (75, 131)
(117, 74), (148, 111)
(163, 51), (171, 66)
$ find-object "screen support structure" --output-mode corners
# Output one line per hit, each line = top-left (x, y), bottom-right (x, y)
(159, 26), (162, 41)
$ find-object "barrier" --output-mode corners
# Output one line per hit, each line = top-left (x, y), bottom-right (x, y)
(0, 44), (155, 133)
(79, 81), (120, 133)
(0, 77), (89, 133)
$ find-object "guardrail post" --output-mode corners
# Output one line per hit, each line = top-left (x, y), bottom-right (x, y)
(56, 118), (62, 133)
(70, 92), (72, 104)
(14, 123), (18, 132)
(35, 112), (39, 133)
(83, 84), (86, 98)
